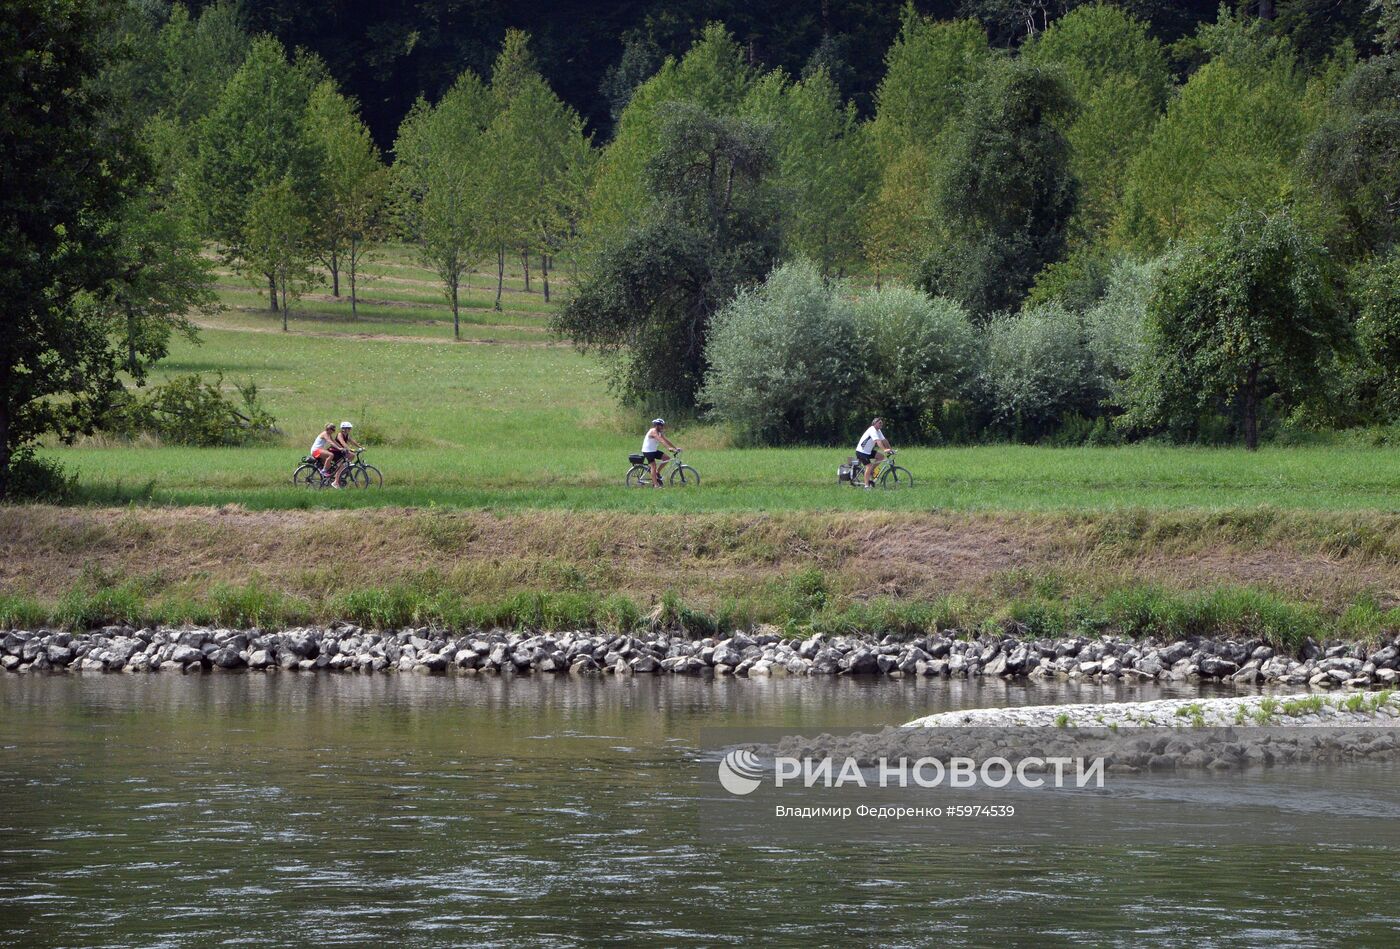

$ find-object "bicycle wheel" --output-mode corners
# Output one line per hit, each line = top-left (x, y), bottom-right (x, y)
(669, 464), (700, 487)
(879, 465), (914, 489)
(625, 465), (651, 488)
(292, 464), (323, 488)
(352, 464), (383, 488)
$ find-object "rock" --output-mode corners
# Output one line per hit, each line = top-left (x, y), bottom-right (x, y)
(169, 645), (204, 665)
(209, 647), (244, 670)
(1198, 657), (1239, 678)
(569, 657), (601, 676)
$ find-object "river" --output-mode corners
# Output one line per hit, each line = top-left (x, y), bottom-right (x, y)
(3, 674), (1398, 946)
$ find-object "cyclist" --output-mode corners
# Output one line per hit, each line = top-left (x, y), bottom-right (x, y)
(330, 421), (362, 487)
(310, 424), (344, 486)
(855, 417), (891, 489)
(641, 418), (679, 488)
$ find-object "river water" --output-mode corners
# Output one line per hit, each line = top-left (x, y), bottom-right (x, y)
(2, 674), (1398, 947)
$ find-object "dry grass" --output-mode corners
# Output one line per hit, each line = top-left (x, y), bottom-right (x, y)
(4, 506), (1396, 612)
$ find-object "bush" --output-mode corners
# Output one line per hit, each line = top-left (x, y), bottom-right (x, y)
(979, 303), (1104, 440)
(853, 286), (979, 442)
(1083, 256), (1155, 392)
(1353, 252), (1400, 420)
(701, 259), (862, 444)
(101, 373), (278, 446)
(3, 451), (76, 502)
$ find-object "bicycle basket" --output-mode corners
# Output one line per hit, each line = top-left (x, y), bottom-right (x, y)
(628, 453), (646, 465)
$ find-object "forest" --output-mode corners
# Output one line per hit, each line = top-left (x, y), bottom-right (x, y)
(3, 0), (1400, 497)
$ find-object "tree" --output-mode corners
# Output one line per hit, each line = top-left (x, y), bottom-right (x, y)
(1125, 210), (1346, 449)
(107, 192), (217, 374)
(584, 24), (757, 253)
(701, 260), (864, 444)
(1022, 4), (1171, 244)
(2, 0), (213, 497)
(186, 36), (325, 311)
(1351, 252), (1400, 419)
(555, 103), (779, 408)
(917, 58), (1078, 316)
(742, 68), (871, 276)
(243, 176), (315, 331)
(1118, 16), (1309, 252)
(853, 286), (980, 441)
(601, 30), (663, 126)
(305, 81), (387, 306)
(1300, 53), (1400, 261)
(392, 72), (496, 338)
(864, 13), (992, 280)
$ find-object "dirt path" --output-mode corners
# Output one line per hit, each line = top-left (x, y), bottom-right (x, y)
(192, 317), (564, 347)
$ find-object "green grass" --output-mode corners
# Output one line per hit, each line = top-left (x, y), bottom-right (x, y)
(2, 574), (1393, 644)
(33, 245), (1400, 513)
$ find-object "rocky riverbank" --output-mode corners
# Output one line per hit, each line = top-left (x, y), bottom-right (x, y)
(3, 624), (1400, 687)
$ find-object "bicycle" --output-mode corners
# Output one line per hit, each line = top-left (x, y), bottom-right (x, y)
(625, 448), (699, 487)
(342, 448), (383, 488)
(291, 449), (382, 489)
(845, 448), (913, 489)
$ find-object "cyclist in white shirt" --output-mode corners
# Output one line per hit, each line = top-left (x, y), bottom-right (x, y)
(855, 417), (891, 488)
(642, 418), (679, 488)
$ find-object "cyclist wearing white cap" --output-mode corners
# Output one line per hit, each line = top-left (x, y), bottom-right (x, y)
(330, 421), (361, 488)
(641, 419), (678, 488)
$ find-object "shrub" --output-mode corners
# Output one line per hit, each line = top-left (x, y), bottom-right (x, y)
(3, 451), (76, 502)
(1353, 252), (1400, 420)
(979, 303), (1103, 440)
(852, 286), (980, 442)
(701, 259), (862, 444)
(1083, 256), (1155, 395)
(101, 373), (278, 446)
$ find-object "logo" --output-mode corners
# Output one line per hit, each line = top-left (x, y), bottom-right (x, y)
(717, 749), (765, 795)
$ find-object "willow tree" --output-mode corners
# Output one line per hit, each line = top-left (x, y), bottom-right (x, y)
(584, 24), (756, 255)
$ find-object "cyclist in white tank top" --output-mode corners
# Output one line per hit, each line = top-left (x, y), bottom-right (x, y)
(641, 419), (679, 488)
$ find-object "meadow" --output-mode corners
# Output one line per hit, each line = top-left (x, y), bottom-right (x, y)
(10, 246), (1399, 635)
(38, 244), (1400, 512)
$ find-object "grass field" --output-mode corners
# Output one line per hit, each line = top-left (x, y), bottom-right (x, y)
(35, 242), (1397, 513)
(13, 250), (1400, 635)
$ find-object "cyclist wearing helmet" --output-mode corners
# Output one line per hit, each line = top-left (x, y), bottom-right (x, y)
(330, 421), (362, 487)
(642, 418), (679, 488)
(855, 417), (890, 488)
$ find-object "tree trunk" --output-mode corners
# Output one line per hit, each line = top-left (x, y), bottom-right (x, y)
(451, 279), (460, 339)
(1258, 0), (1276, 20)
(521, 250), (531, 292)
(349, 236), (358, 317)
(268, 273), (278, 311)
(126, 307), (138, 375)
(1243, 363), (1260, 451)
(280, 274), (288, 332)
(0, 399), (11, 501)
(330, 248), (340, 297)
(541, 254), (550, 303)
(495, 247), (505, 311)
